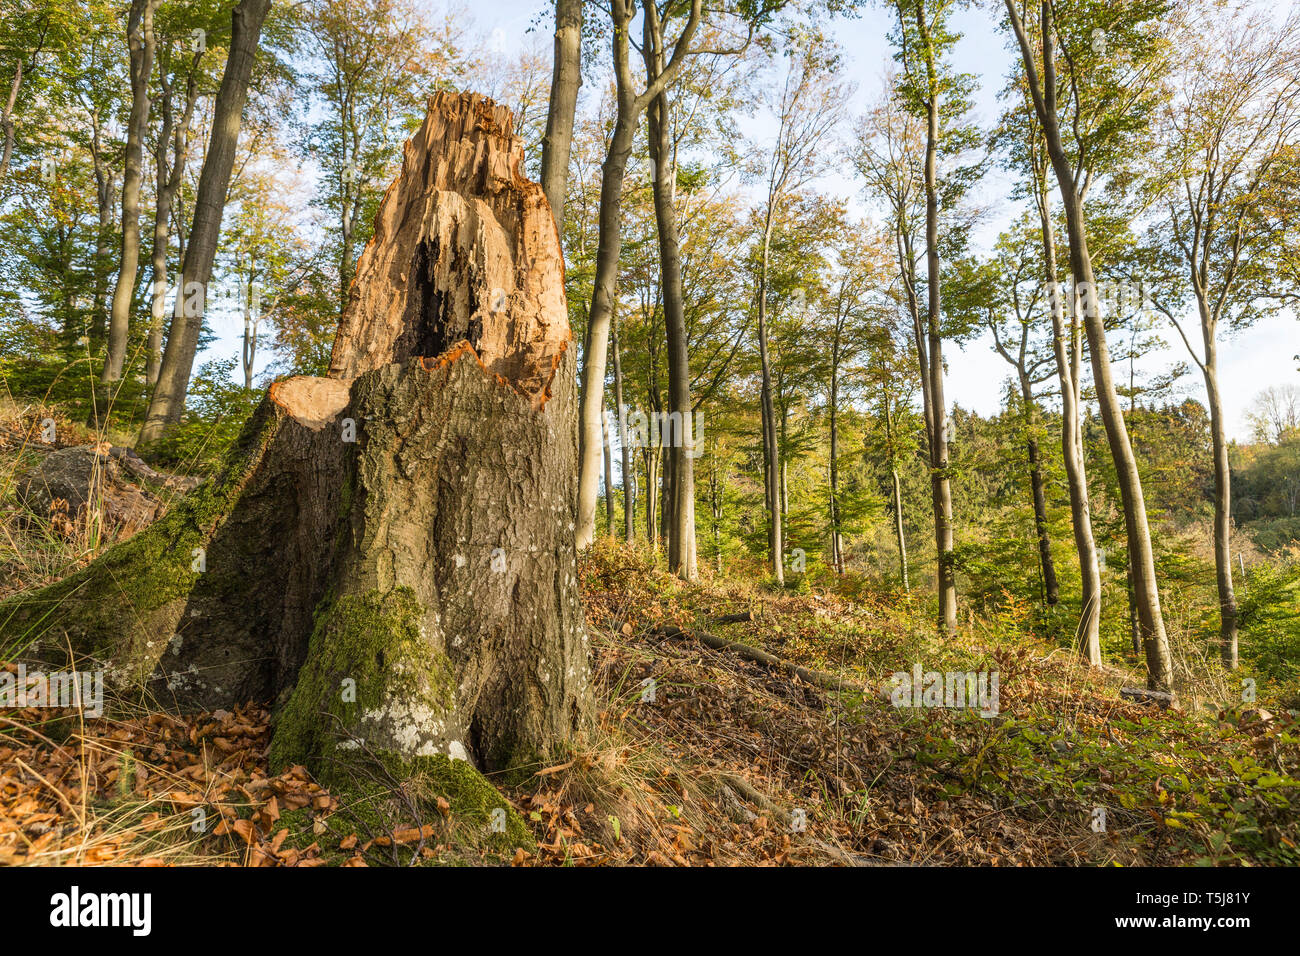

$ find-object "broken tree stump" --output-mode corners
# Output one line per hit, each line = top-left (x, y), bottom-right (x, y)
(0, 93), (590, 792)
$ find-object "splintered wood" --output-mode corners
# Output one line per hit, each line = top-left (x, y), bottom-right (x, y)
(326, 91), (569, 406)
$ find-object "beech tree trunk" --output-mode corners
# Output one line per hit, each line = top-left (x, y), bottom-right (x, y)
(575, 0), (700, 550)
(148, 46), (203, 386)
(141, 0), (271, 445)
(5, 93), (590, 788)
(1008, 0), (1172, 690)
(1037, 185), (1101, 663)
(540, 0), (582, 224)
(647, 85), (697, 580)
(1016, 368), (1059, 606)
(916, 5), (957, 638)
(611, 309), (635, 543)
(756, 226), (783, 586)
(88, 111), (116, 353)
(103, 0), (158, 384)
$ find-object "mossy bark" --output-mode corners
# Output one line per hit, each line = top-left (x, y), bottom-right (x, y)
(0, 390), (349, 708)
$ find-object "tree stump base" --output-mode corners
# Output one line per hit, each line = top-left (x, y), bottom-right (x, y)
(0, 94), (590, 820)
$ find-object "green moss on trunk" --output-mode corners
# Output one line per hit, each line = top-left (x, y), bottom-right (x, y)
(0, 400), (282, 679)
(268, 588), (456, 771)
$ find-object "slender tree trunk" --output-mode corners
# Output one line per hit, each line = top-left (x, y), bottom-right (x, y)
(646, 87), (696, 579)
(0, 60), (21, 192)
(576, 112), (636, 548)
(147, 51), (199, 386)
(756, 228), (783, 585)
(892, 467), (909, 590)
(829, 365), (843, 574)
(611, 310), (634, 543)
(242, 282), (258, 390)
(602, 396), (615, 538)
(89, 112), (116, 353)
(1201, 332), (1238, 666)
(709, 458), (723, 573)
(540, 0), (582, 224)
(148, 127), (173, 386)
(1020, 376), (1059, 605)
(644, 448), (658, 546)
(1008, 0), (1171, 689)
(1035, 144), (1101, 663)
(141, 0), (272, 445)
(104, 0), (158, 384)
(576, 0), (699, 549)
(883, 396), (910, 590)
(917, 5), (956, 637)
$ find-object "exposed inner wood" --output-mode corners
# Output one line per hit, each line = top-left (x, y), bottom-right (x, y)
(269, 376), (351, 430)
(327, 92), (569, 406)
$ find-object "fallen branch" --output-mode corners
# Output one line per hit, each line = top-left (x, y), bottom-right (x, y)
(652, 623), (865, 695)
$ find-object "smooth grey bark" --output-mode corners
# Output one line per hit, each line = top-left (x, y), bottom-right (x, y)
(755, 224), (783, 585)
(645, 77), (696, 578)
(104, 0), (159, 384)
(611, 308), (635, 543)
(141, 0), (272, 445)
(540, 0), (582, 224)
(1008, 0), (1171, 688)
(575, 0), (701, 550)
(829, 329), (844, 574)
(602, 390), (615, 537)
(879, 390), (910, 590)
(148, 45), (202, 385)
(708, 453), (724, 572)
(1035, 179), (1101, 661)
(914, 2), (956, 637)
(88, 109), (117, 352)
(0, 59), (20, 192)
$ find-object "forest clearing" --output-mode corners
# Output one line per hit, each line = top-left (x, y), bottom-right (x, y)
(0, 0), (1298, 928)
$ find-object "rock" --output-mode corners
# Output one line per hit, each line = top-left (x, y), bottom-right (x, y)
(14, 444), (180, 536)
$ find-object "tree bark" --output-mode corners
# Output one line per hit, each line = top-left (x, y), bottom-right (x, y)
(148, 47), (203, 386)
(6, 93), (590, 791)
(756, 225), (783, 585)
(646, 81), (696, 579)
(1202, 338), (1239, 666)
(1016, 367), (1058, 605)
(141, 0), (272, 445)
(1036, 182), (1101, 662)
(916, 3), (956, 637)
(0, 59), (21, 194)
(829, 362), (843, 574)
(104, 0), (159, 384)
(575, 0), (700, 550)
(602, 391), (615, 537)
(540, 0), (583, 225)
(88, 110), (117, 353)
(611, 308), (635, 543)
(1008, 0), (1172, 689)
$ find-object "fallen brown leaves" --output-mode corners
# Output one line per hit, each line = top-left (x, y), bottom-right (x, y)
(0, 702), (357, 866)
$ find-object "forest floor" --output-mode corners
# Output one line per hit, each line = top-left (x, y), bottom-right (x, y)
(3, 541), (1298, 866)
(1, 406), (1298, 866)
